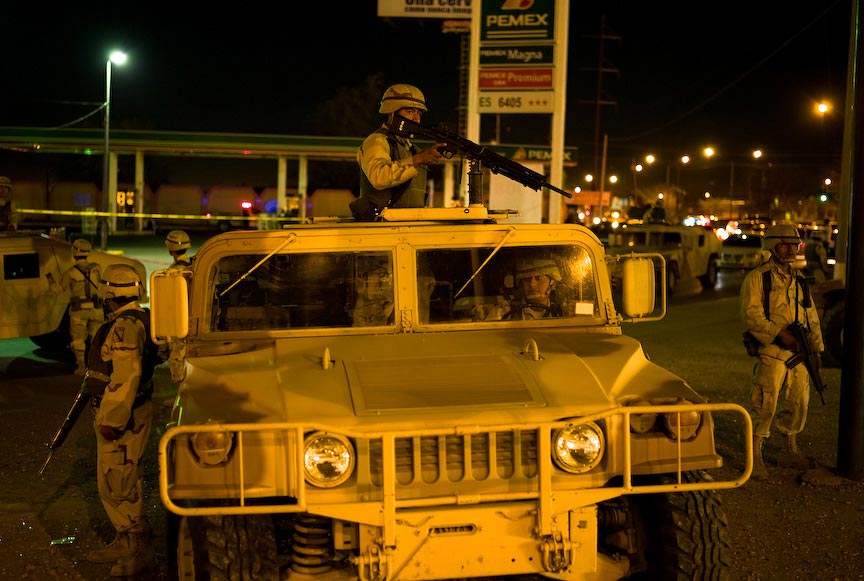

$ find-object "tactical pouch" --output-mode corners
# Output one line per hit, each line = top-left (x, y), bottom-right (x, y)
(349, 197), (385, 222)
(742, 331), (761, 357)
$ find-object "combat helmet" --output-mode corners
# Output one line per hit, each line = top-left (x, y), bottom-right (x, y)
(762, 224), (802, 251)
(0, 176), (10, 198)
(72, 238), (92, 258)
(379, 84), (427, 114)
(515, 257), (562, 283)
(98, 264), (143, 300)
(165, 230), (191, 251)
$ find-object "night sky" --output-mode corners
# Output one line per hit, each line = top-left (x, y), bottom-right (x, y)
(1, 1), (852, 170)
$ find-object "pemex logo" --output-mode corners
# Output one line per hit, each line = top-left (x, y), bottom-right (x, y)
(501, 0), (534, 9)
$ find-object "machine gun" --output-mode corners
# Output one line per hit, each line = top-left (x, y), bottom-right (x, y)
(39, 390), (91, 475)
(785, 321), (827, 405)
(388, 115), (572, 201)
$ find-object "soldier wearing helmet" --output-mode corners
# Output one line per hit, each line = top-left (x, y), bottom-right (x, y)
(0, 175), (19, 231)
(82, 264), (160, 575)
(164, 230), (192, 383)
(351, 254), (395, 327)
(470, 256), (564, 321)
(740, 223), (824, 480)
(47, 238), (104, 375)
(803, 230), (829, 281)
(508, 257), (563, 319)
(351, 84), (446, 221)
(165, 229), (192, 268)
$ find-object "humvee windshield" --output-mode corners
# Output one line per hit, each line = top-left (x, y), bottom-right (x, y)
(208, 244), (599, 332)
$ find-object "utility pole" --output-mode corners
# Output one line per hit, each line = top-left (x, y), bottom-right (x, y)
(579, 15), (620, 180)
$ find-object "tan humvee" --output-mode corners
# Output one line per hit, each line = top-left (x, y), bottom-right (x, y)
(0, 231), (148, 349)
(606, 222), (722, 296)
(151, 207), (752, 580)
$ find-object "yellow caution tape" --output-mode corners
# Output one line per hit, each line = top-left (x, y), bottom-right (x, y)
(16, 208), (295, 222)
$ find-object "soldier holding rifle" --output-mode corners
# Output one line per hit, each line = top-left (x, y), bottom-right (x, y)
(740, 224), (825, 480)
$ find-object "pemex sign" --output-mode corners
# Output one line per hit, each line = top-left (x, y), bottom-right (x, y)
(478, 0), (557, 114)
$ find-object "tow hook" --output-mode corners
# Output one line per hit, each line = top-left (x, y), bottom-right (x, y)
(352, 543), (390, 581)
(541, 530), (572, 573)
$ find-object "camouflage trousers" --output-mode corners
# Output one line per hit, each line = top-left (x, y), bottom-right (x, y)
(70, 306), (104, 365)
(168, 337), (187, 383)
(93, 401), (153, 534)
(750, 353), (811, 439)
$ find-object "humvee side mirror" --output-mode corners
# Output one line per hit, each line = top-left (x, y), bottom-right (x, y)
(621, 257), (657, 318)
(150, 270), (189, 343)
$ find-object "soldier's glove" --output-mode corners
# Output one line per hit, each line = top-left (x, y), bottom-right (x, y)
(98, 425), (123, 441)
(775, 328), (798, 349)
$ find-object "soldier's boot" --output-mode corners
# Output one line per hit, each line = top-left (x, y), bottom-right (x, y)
(73, 349), (86, 377)
(86, 532), (132, 563)
(783, 433), (811, 468)
(786, 433), (799, 455)
(752, 435), (769, 480)
(109, 532), (157, 577)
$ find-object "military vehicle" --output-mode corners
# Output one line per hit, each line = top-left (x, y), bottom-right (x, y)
(606, 222), (722, 296)
(0, 231), (148, 350)
(150, 199), (752, 579)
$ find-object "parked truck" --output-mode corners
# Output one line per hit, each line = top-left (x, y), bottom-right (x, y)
(150, 201), (752, 580)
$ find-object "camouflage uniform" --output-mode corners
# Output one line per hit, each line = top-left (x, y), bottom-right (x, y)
(85, 302), (157, 575)
(167, 249), (192, 382)
(54, 253), (104, 375)
(741, 259), (824, 440)
(83, 263), (162, 576)
(0, 176), (18, 231)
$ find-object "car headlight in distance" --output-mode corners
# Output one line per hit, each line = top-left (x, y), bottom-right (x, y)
(663, 409), (702, 441)
(190, 430), (234, 466)
(552, 422), (604, 473)
(304, 432), (355, 488)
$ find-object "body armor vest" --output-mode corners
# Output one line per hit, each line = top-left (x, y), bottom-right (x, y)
(358, 130), (427, 208)
(83, 308), (158, 399)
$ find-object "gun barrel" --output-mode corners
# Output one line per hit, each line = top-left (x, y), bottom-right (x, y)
(388, 115), (572, 199)
(39, 391), (91, 474)
(39, 450), (54, 476)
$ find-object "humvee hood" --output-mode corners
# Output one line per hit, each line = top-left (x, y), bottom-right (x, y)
(181, 331), (669, 428)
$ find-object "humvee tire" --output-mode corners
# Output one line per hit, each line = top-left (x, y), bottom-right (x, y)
(619, 471), (730, 580)
(173, 514), (280, 580)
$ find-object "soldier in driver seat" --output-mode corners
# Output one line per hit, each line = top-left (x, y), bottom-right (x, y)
(507, 257), (563, 320)
(472, 257), (563, 321)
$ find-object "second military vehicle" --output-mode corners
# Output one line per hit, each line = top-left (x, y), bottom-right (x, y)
(0, 231), (148, 350)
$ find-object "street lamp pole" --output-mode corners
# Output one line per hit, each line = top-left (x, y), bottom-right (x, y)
(100, 50), (126, 250)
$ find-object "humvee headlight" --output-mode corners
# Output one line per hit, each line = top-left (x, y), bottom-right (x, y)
(303, 432), (355, 488)
(663, 409), (702, 441)
(552, 423), (604, 473)
(190, 430), (234, 466)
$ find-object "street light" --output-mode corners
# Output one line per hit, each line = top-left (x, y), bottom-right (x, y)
(101, 50), (127, 250)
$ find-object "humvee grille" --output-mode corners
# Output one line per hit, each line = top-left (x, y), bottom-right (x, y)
(369, 430), (539, 486)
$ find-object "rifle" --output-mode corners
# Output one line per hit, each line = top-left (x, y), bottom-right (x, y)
(388, 115), (572, 199)
(39, 390), (91, 475)
(785, 321), (827, 405)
